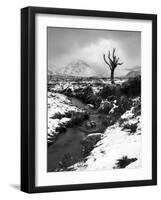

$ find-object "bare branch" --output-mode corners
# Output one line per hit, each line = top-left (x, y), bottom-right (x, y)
(103, 48), (124, 84)
(115, 57), (123, 66)
(112, 48), (116, 60)
(108, 51), (111, 61)
(117, 62), (124, 65)
(103, 54), (112, 70)
(116, 57), (120, 64)
(108, 51), (113, 67)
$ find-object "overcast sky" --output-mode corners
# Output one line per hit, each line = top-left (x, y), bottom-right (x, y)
(47, 27), (141, 76)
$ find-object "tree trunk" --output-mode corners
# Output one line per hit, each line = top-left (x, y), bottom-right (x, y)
(111, 69), (115, 84)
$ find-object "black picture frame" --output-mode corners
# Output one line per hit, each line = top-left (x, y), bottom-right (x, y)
(21, 6), (157, 193)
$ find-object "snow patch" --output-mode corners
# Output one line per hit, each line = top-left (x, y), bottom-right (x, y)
(48, 92), (85, 143)
(70, 108), (141, 171)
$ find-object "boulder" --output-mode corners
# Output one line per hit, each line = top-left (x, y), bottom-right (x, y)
(87, 104), (94, 108)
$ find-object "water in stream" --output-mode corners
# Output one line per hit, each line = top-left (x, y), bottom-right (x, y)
(47, 95), (106, 172)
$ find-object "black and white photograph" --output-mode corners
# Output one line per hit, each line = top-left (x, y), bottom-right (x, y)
(47, 27), (142, 172)
(20, 7), (157, 193)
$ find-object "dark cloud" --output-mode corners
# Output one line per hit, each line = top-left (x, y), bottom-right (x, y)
(47, 27), (141, 76)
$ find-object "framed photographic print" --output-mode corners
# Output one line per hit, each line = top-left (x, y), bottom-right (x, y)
(21, 6), (157, 193)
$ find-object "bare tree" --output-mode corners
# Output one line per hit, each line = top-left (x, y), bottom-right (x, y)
(103, 48), (123, 84)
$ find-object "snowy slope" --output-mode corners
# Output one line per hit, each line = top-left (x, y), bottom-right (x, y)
(62, 60), (97, 77)
(69, 107), (141, 171)
(125, 70), (141, 78)
(48, 92), (86, 143)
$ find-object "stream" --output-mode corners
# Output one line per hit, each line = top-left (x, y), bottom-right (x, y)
(47, 96), (106, 172)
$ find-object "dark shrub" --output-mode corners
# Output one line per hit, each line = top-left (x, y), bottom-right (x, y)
(114, 156), (137, 168)
(118, 118), (127, 126)
(50, 112), (63, 119)
(66, 112), (89, 127)
(55, 124), (66, 133)
(94, 82), (105, 87)
(121, 76), (141, 97)
(87, 94), (102, 108)
(101, 118), (109, 127)
(82, 86), (94, 102)
(120, 96), (132, 109)
(102, 115), (119, 127)
(58, 153), (73, 170)
(132, 98), (141, 117)
(74, 86), (93, 102)
(74, 85), (102, 108)
(115, 84), (122, 96)
(48, 85), (52, 92)
(100, 96), (133, 127)
(50, 111), (73, 120)
(107, 95), (117, 102)
(65, 112), (72, 118)
(98, 101), (113, 114)
(114, 96), (132, 115)
(81, 134), (102, 156)
(94, 96), (102, 108)
(122, 122), (138, 134)
(64, 88), (73, 97)
(83, 85), (93, 95)
(99, 84), (116, 99)
(84, 112), (90, 120)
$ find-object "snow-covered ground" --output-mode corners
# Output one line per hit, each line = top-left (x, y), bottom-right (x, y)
(48, 76), (141, 171)
(49, 77), (125, 95)
(69, 106), (141, 171)
(48, 92), (86, 144)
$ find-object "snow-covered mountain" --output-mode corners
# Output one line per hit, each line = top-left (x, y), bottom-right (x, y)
(61, 60), (97, 77)
(48, 66), (62, 76)
(125, 70), (141, 78)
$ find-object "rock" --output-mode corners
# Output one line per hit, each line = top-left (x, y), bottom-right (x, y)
(86, 133), (102, 140)
(113, 100), (117, 104)
(109, 103), (118, 114)
(90, 121), (96, 127)
(87, 104), (94, 108)
(85, 121), (96, 128)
